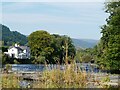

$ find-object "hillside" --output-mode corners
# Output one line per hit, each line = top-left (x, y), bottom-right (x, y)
(72, 38), (99, 49)
(0, 24), (28, 46)
(0, 24), (98, 48)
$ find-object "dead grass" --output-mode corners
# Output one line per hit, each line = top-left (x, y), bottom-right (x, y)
(2, 73), (20, 88)
(33, 64), (87, 88)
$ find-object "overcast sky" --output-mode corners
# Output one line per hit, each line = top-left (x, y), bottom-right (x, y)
(1, 0), (109, 40)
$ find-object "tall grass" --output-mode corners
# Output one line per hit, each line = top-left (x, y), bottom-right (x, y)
(2, 63), (113, 88)
(2, 74), (20, 88)
(33, 64), (87, 88)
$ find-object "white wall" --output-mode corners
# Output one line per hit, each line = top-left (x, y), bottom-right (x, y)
(7, 47), (30, 59)
(8, 47), (18, 58)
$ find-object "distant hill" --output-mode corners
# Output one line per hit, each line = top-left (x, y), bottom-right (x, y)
(1, 24), (98, 48)
(72, 38), (99, 49)
(0, 24), (28, 46)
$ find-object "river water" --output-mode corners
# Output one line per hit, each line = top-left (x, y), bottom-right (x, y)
(8, 63), (99, 88)
(11, 63), (99, 73)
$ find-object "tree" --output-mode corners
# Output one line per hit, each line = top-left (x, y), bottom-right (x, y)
(75, 48), (94, 63)
(28, 31), (76, 64)
(96, 1), (120, 70)
(75, 49), (83, 63)
(51, 35), (76, 64)
(28, 30), (54, 64)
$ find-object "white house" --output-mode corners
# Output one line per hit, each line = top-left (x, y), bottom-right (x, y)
(4, 44), (30, 59)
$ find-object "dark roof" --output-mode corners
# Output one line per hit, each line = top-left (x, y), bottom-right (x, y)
(9, 46), (14, 49)
(19, 46), (28, 50)
(9, 46), (29, 51)
(15, 47), (23, 51)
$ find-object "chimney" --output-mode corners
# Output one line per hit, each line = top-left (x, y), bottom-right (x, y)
(15, 43), (18, 47)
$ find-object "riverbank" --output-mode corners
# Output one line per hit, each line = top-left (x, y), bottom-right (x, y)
(1, 65), (119, 89)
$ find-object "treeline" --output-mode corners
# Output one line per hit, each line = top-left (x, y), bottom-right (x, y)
(2, 30), (76, 65)
(28, 30), (76, 64)
(75, 48), (95, 63)
(95, 2), (120, 71)
(75, 2), (120, 72)
(0, 24), (28, 46)
(84, 2), (120, 71)
(1, 1), (120, 71)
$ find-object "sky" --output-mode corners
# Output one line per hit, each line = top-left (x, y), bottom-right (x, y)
(1, 0), (109, 40)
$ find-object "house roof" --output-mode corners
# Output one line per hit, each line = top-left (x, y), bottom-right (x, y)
(9, 46), (29, 51)
(15, 47), (23, 51)
(19, 46), (29, 50)
(9, 46), (14, 49)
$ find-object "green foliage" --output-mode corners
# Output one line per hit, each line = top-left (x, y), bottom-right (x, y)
(14, 59), (20, 64)
(5, 64), (12, 73)
(51, 34), (76, 64)
(75, 48), (94, 63)
(2, 53), (11, 64)
(0, 24), (27, 46)
(28, 30), (76, 64)
(1, 46), (8, 52)
(2, 53), (33, 64)
(95, 1), (120, 70)
(28, 30), (54, 64)
(101, 75), (110, 83)
(32, 55), (46, 64)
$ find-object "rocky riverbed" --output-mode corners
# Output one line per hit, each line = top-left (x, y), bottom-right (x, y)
(1, 66), (119, 88)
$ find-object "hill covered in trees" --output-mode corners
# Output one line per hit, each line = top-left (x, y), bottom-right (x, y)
(72, 38), (98, 49)
(0, 24), (28, 46)
(0, 24), (98, 48)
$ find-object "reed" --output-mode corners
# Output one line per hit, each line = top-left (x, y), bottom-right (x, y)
(33, 64), (87, 88)
(2, 73), (20, 88)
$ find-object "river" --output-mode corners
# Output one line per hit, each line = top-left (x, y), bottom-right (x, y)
(10, 63), (99, 73)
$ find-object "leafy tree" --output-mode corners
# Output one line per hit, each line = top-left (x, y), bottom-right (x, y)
(14, 59), (20, 64)
(28, 31), (76, 64)
(32, 55), (46, 64)
(75, 48), (94, 63)
(75, 49), (83, 63)
(28, 30), (54, 64)
(96, 1), (120, 70)
(2, 53), (10, 64)
(51, 34), (76, 64)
